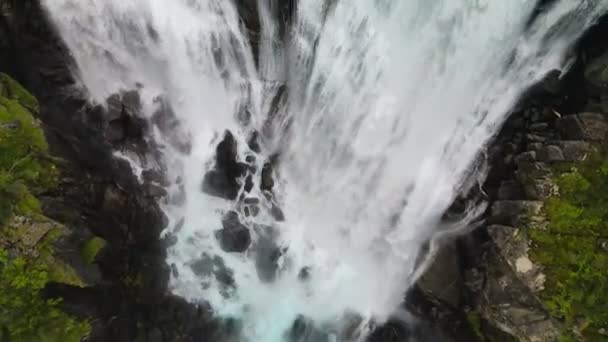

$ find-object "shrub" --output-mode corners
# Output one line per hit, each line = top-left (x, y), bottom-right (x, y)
(0, 249), (90, 342)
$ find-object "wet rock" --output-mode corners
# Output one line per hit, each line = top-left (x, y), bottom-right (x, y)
(298, 267), (311, 281)
(243, 197), (260, 204)
(514, 151), (536, 164)
(270, 204), (285, 222)
(248, 131), (261, 153)
(553, 141), (592, 162)
(497, 180), (526, 200)
(242, 198), (261, 218)
(521, 178), (557, 201)
(289, 316), (331, 342)
(490, 201), (543, 227)
(244, 174), (254, 193)
(556, 112), (608, 141)
(261, 162), (275, 191)
(233, 0), (261, 62)
(487, 225), (545, 293)
(515, 161), (552, 181)
(202, 170), (240, 200)
(468, 246), (560, 342)
(254, 226), (282, 283)
(190, 253), (235, 288)
(160, 233), (178, 249)
(249, 205), (260, 217)
(417, 242), (462, 308)
(151, 96), (192, 154)
(537, 145), (564, 162)
(142, 169), (169, 187)
(539, 69), (563, 95)
(238, 107), (252, 126)
(144, 183), (168, 198)
(202, 131), (248, 200)
(216, 211), (251, 253)
(526, 133), (548, 143)
(528, 122), (549, 131)
(584, 51), (608, 95)
(216, 131), (239, 172)
(104, 90), (147, 143)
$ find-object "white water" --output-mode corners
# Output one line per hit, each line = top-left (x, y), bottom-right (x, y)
(42, 0), (608, 341)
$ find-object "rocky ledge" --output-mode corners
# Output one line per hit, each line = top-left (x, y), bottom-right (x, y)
(415, 14), (608, 342)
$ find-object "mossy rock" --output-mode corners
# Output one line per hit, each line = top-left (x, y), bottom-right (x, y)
(529, 151), (608, 339)
(0, 248), (90, 342)
(0, 72), (39, 113)
(81, 236), (107, 264)
(0, 74), (89, 341)
(0, 73), (56, 226)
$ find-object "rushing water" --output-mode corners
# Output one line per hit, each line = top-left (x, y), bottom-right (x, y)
(42, 0), (608, 341)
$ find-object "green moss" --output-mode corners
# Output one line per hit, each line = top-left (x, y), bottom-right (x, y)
(529, 154), (608, 339)
(81, 237), (107, 264)
(0, 73), (39, 113)
(0, 73), (56, 226)
(0, 75), (88, 341)
(467, 311), (485, 341)
(0, 249), (90, 342)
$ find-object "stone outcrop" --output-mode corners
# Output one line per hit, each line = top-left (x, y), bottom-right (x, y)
(416, 15), (608, 342)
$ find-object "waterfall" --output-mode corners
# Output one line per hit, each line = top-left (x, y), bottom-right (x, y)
(41, 0), (608, 341)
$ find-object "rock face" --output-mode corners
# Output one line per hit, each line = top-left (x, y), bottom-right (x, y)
(0, 2), (224, 341)
(216, 211), (251, 253)
(556, 112), (608, 141)
(202, 131), (248, 200)
(417, 15), (608, 342)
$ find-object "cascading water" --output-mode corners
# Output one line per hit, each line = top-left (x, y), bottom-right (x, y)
(41, 0), (608, 341)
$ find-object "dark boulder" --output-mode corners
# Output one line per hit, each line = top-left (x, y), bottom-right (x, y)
(202, 131), (248, 200)
(556, 112), (608, 141)
(584, 51), (608, 95)
(215, 211), (251, 253)
(490, 200), (543, 227)
(261, 162), (275, 191)
(151, 96), (192, 154)
(537, 145), (565, 162)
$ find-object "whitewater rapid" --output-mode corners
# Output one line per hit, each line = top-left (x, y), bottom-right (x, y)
(42, 0), (608, 341)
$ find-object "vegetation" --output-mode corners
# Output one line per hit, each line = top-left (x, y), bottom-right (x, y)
(467, 311), (485, 341)
(0, 248), (90, 342)
(0, 72), (55, 226)
(0, 73), (89, 341)
(529, 152), (608, 340)
(81, 237), (107, 264)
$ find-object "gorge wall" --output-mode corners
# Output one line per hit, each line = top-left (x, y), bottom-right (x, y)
(0, 1), (607, 341)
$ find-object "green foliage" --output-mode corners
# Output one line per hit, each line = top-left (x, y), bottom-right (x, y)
(0, 249), (90, 342)
(0, 73), (39, 113)
(467, 311), (485, 341)
(81, 237), (107, 264)
(0, 74), (88, 341)
(0, 73), (56, 226)
(529, 158), (608, 339)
